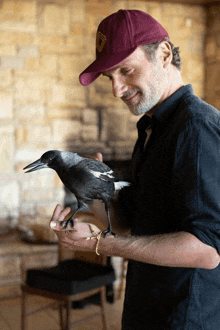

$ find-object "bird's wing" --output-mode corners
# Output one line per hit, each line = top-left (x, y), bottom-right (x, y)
(78, 158), (122, 182)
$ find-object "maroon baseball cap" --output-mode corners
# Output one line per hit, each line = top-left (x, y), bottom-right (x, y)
(79, 9), (169, 86)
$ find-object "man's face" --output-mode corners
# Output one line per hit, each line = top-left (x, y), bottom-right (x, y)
(102, 46), (168, 116)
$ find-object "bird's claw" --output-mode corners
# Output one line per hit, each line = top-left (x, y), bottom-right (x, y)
(61, 217), (74, 232)
(102, 228), (116, 238)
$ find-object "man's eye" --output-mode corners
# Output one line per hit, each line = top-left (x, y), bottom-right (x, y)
(121, 69), (131, 75)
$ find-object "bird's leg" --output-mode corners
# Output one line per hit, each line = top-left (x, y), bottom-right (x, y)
(102, 202), (116, 237)
(61, 200), (85, 232)
(62, 213), (75, 232)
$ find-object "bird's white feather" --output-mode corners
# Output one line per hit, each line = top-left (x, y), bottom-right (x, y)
(90, 169), (115, 180)
(114, 181), (131, 190)
(90, 170), (130, 191)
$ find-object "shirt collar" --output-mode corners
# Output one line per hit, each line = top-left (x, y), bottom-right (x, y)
(136, 84), (194, 132)
(152, 84), (194, 123)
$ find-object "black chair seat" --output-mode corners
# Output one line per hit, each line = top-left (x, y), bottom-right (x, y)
(26, 259), (115, 295)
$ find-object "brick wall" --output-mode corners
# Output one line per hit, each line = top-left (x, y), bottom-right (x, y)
(0, 0), (210, 222)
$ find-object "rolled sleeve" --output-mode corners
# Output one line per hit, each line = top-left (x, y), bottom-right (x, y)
(172, 118), (220, 253)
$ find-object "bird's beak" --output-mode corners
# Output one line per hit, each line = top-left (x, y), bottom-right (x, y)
(23, 159), (48, 173)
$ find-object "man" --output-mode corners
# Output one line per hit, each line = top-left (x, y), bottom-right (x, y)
(50, 10), (220, 329)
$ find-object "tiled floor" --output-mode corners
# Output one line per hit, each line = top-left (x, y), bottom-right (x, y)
(0, 290), (124, 330)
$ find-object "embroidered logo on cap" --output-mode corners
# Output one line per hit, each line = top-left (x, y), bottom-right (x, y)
(96, 31), (106, 52)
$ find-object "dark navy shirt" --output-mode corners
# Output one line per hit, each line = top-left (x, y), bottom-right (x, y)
(119, 85), (220, 330)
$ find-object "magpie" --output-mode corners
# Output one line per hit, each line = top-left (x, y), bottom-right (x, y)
(23, 150), (130, 236)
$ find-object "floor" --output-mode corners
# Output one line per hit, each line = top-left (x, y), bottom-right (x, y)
(0, 289), (124, 330)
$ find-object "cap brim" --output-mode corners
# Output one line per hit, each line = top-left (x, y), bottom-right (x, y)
(79, 47), (138, 86)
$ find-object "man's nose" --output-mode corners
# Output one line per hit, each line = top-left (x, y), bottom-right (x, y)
(112, 77), (128, 98)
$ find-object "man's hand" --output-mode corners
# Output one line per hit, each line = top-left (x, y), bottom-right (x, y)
(86, 152), (103, 162)
(50, 204), (101, 251)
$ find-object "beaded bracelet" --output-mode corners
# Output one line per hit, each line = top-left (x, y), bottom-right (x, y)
(86, 224), (103, 256)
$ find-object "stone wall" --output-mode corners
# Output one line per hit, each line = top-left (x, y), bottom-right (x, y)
(0, 0), (209, 222)
(205, 4), (220, 110)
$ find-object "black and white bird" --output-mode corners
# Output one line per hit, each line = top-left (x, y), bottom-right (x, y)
(23, 150), (130, 236)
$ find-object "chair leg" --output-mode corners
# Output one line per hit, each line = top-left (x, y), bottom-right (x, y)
(64, 301), (71, 330)
(100, 286), (108, 330)
(59, 303), (65, 330)
(21, 291), (28, 330)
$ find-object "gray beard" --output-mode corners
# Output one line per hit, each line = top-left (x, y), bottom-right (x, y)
(122, 87), (162, 116)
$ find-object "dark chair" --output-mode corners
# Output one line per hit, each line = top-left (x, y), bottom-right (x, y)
(21, 247), (115, 330)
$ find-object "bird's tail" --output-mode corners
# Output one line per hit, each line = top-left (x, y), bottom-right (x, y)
(114, 181), (131, 191)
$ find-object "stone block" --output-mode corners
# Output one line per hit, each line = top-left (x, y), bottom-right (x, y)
(59, 55), (85, 84)
(128, 1), (148, 12)
(15, 88), (42, 104)
(184, 59), (205, 82)
(0, 255), (21, 277)
(82, 125), (99, 141)
(47, 107), (81, 120)
(148, 4), (162, 23)
(14, 0), (37, 19)
(24, 57), (40, 71)
(0, 0), (37, 19)
(22, 172), (56, 190)
(70, 23), (87, 36)
(40, 54), (58, 77)
(0, 69), (12, 87)
(206, 37), (216, 58)
(52, 119), (82, 142)
(65, 36), (84, 54)
(106, 108), (129, 141)
(110, 1), (126, 12)
(192, 81), (204, 99)
(205, 63), (220, 92)
(34, 35), (64, 52)
(22, 188), (53, 201)
(39, 4), (70, 34)
(0, 92), (13, 118)
(0, 44), (16, 56)
(82, 109), (98, 125)
(0, 21), (36, 33)
(86, 0), (111, 16)
(186, 37), (205, 56)
(14, 105), (45, 120)
(70, 1), (86, 23)
(0, 56), (24, 69)
(15, 127), (27, 146)
(0, 31), (32, 45)
(15, 76), (55, 91)
(161, 3), (204, 18)
(26, 125), (52, 144)
(0, 179), (20, 209)
(51, 84), (85, 107)
(15, 148), (47, 163)
(17, 46), (39, 58)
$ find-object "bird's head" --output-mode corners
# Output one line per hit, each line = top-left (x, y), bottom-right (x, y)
(23, 150), (82, 173)
(23, 150), (62, 173)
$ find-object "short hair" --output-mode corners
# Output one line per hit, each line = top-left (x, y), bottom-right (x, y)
(140, 38), (182, 71)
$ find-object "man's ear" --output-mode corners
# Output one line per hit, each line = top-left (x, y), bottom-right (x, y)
(157, 41), (172, 69)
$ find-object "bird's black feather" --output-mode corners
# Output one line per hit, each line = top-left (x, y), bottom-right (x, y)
(23, 150), (130, 236)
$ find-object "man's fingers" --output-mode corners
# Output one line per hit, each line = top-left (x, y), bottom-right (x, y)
(85, 152), (103, 162)
(95, 152), (103, 162)
(50, 204), (71, 230)
(51, 204), (62, 221)
(50, 218), (78, 231)
(51, 204), (71, 221)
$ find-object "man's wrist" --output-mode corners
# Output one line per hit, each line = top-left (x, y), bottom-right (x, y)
(98, 234), (117, 257)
